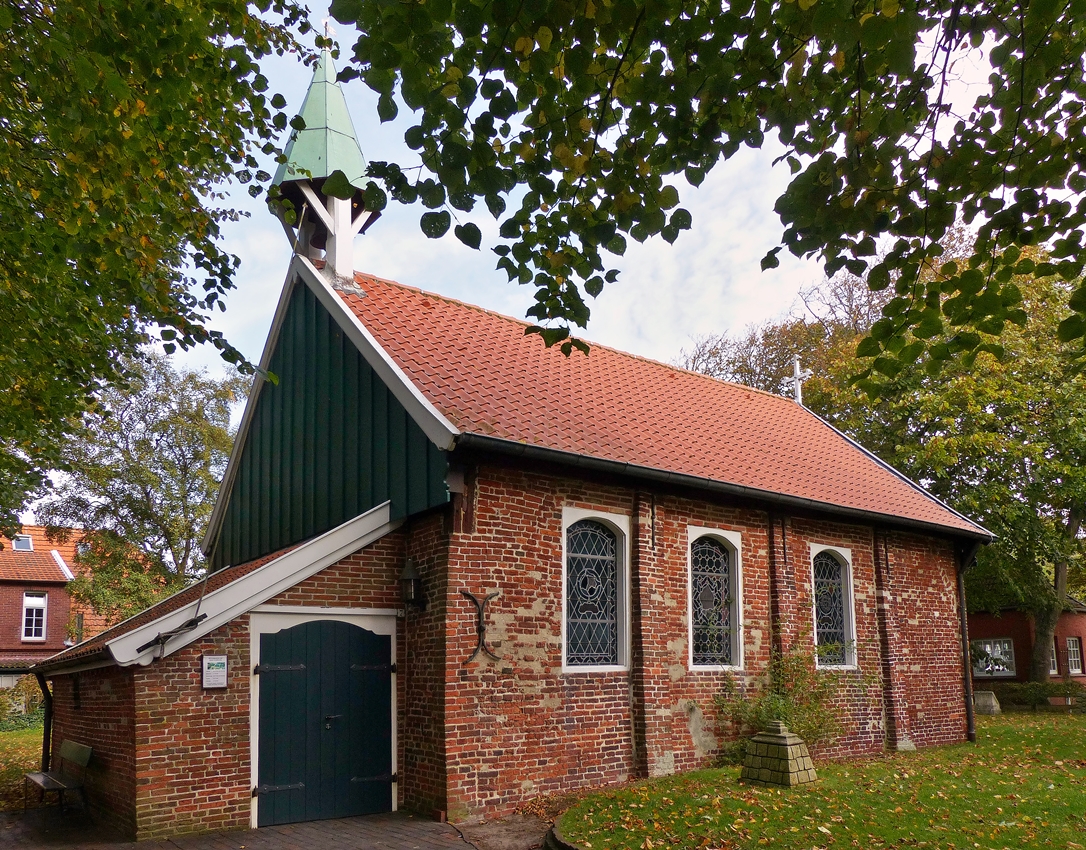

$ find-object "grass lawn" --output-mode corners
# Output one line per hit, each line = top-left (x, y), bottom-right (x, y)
(0, 726), (43, 811)
(557, 714), (1086, 850)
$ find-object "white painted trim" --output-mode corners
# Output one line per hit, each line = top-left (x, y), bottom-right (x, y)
(110, 503), (401, 667)
(201, 263), (304, 554)
(297, 181), (335, 231)
(295, 257), (459, 450)
(560, 506), (632, 674)
(21, 592), (47, 642)
(249, 609), (399, 828)
(251, 605), (403, 617)
(51, 550), (75, 581)
(686, 526), (744, 672)
(12, 535), (33, 552)
(809, 543), (858, 670)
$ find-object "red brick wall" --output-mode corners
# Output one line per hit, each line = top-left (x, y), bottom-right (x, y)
(878, 532), (966, 748)
(441, 463), (969, 818)
(49, 666), (137, 836)
(403, 512), (449, 815)
(132, 618), (252, 840)
(0, 582), (71, 662)
(1053, 611), (1086, 681)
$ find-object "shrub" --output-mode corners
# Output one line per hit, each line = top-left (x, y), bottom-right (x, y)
(0, 707), (43, 732)
(714, 643), (843, 763)
(983, 680), (1086, 708)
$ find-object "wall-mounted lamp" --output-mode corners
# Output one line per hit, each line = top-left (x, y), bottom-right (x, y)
(400, 558), (426, 609)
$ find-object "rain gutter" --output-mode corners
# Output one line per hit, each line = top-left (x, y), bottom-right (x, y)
(957, 542), (983, 744)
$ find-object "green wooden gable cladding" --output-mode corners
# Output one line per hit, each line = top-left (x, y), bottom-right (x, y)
(208, 280), (448, 571)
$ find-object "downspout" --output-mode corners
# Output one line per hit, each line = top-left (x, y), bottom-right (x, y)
(956, 543), (982, 744)
(34, 672), (52, 771)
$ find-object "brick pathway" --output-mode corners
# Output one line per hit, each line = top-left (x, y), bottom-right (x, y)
(0, 809), (472, 849)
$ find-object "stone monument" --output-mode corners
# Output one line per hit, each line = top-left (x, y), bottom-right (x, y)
(740, 720), (818, 787)
(974, 690), (1001, 715)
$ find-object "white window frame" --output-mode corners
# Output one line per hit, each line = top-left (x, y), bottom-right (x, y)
(971, 637), (1016, 677)
(1067, 637), (1083, 675)
(809, 544), (857, 669)
(561, 506), (631, 673)
(12, 535), (33, 552)
(22, 592), (47, 642)
(687, 526), (743, 671)
(1050, 637), (1060, 676)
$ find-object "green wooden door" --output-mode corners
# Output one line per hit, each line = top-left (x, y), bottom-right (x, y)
(256, 620), (393, 826)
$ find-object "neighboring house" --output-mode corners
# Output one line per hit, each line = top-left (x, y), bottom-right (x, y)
(969, 598), (1086, 682)
(34, 51), (992, 841)
(0, 525), (103, 680)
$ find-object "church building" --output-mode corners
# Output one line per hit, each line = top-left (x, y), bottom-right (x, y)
(34, 50), (990, 840)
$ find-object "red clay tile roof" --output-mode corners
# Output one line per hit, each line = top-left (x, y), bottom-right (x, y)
(339, 273), (987, 538)
(37, 546), (295, 671)
(0, 526), (77, 583)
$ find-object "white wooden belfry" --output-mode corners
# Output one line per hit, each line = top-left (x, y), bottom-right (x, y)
(270, 45), (379, 280)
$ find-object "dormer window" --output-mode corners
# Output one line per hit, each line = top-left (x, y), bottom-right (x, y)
(12, 535), (33, 552)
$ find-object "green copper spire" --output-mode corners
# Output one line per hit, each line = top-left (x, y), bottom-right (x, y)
(272, 49), (366, 189)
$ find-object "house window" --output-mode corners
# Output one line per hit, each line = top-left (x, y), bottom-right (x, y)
(971, 637), (1015, 677)
(562, 508), (630, 671)
(1050, 638), (1060, 676)
(811, 546), (855, 667)
(12, 535), (33, 552)
(1068, 637), (1083, 675)
(688, 527), (742, 668)
(22, 593), (47, 641)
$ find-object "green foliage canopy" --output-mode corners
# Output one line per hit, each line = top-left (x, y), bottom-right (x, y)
(0, 0), (307, 534)
(328, 0), (1086, 362)
(37, 354), (245, 625)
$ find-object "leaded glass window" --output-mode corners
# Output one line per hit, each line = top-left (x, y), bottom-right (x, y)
(566, 520), (619, 666)
(813, 551), (848, 665)
(691, 537), (734, 666)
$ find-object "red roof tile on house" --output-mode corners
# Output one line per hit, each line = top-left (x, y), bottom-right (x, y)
(338, 273), (987, 538)
(0, 526), (77, 583)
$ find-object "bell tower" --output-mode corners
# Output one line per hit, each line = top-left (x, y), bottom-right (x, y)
(271, 46), (379, 280)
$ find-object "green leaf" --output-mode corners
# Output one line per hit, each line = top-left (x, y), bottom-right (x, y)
(761, 247), (782, 270)
(377, 93), (398, 122)
(1057, 315), (1086, 343)
(421, 210), (452, 238)
(1068, 285), (1086, 314)
(404, 125), (426, 150)
(363, 181), (387, 213)
(454, 222), (482, 249)
(323, 170), (357, 200)
(855, 337), (882, 358)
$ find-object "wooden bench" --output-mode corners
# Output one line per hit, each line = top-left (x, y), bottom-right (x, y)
(24, 741), (92, 812)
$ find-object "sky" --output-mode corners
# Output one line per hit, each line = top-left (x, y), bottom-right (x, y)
(174, 32), (828, 378)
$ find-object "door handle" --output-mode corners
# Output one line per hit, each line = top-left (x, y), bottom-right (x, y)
(324, 714), (342, 729)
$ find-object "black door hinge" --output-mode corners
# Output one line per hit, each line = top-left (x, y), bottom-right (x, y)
(350, 773), (397, 783)
(253, 782), (305, 796)
(349, 663), (396, 673)
(253, 663), (306, 674)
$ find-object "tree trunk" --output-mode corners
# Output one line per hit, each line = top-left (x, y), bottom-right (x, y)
(1030, 602), (1061, 682)
(1029, 507), (1081, 682)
